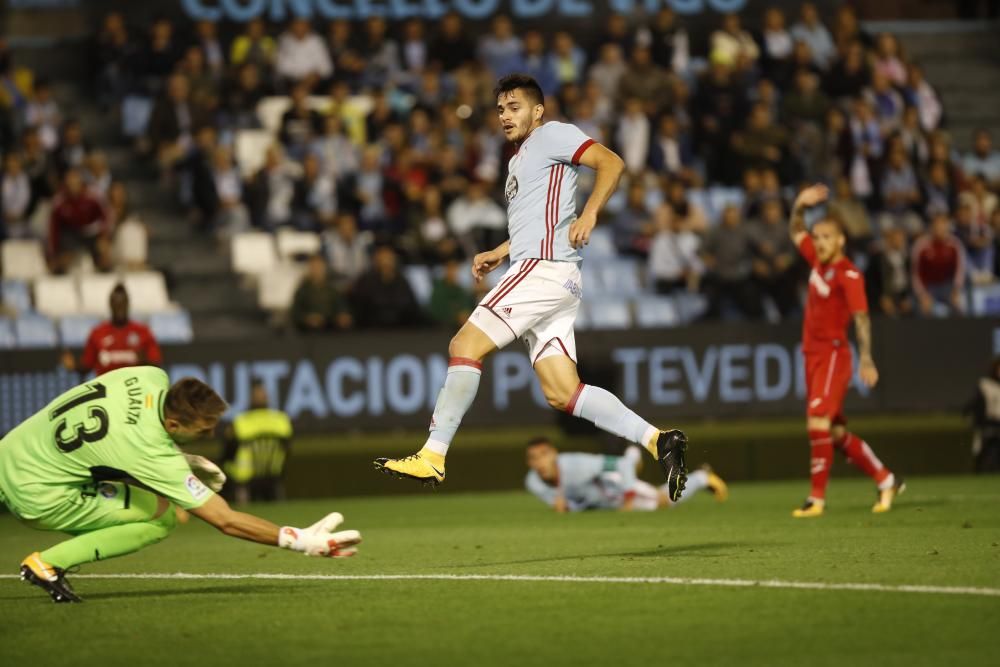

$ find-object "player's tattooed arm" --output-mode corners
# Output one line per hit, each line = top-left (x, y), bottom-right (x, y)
(853, 312), (879, 388)
(789, 184), (829, 245)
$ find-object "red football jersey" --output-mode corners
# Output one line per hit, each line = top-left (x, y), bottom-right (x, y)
(81, 320), (163, 376)
(798, 236), (868, 352)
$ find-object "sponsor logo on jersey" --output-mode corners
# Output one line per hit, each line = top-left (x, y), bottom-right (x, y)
(98, 483), (118, 499)
(185, 474), (210, 501)
(504, 174), (519, 202)
(127, 333), (140, 347)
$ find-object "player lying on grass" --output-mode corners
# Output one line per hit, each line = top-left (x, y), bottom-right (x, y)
(0, 367), (361, 603)
(375, 73), (688, 500)
(525, 437), (727, 512)
(788, 184), (905, 518)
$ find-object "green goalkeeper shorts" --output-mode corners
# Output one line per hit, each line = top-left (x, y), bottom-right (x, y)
(1, 480), (164, 535)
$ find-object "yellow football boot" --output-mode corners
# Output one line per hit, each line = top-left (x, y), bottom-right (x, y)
(792, 498), (825, 518)
(374, 447), (446, 486)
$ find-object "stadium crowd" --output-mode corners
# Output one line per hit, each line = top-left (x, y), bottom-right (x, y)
(4, 5), (1000, 331)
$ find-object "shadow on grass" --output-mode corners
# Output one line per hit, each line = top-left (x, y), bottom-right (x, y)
(0, 583), (288, 602)
(443, 541), (765, 569)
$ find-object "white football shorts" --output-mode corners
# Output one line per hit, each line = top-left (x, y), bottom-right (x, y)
(468, 258), (583, 365)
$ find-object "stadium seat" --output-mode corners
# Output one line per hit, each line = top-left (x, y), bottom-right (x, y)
(235, 129), (274, 178)
(256, 96), (292, 134)
(121, 95), (154, 138)
(675, 292), (709, 323)
(591, 259), (644, 297)
(633, 296), (681, 328)
(114, 218), (149, 268)
(33, 276), (80, 318)
(59, 314), (101, 347)
(0, 317), (15, 349)
(15, 313), (58, 348)
(404, 265), (434, 306)
(1, 280), (32, 314)
(258, 263), (304, 312)
(124, 271), (172, 314)
(971, 284), (1000, 316)
(581, 227), (617, 261)
(231, 232), (278, 276)
(708, 187), (746, 220)
(686, 188), (714, 225)
(78, 273), (120, 316)
(149, 310), (194, 344)
(276, 229), (322, 262)
(2, 239), (47, 281)
(585, 298), (632, 330)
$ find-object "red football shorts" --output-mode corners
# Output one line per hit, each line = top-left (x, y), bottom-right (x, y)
(804, 346), (853, 421)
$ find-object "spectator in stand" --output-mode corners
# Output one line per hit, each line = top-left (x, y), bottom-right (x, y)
(666, 179), (708, 234)
(648, 203), (703, 294)
(246, 144), (297, 230)
(877, 226), (914, 317)
(357, 17), (401, 90)
(924, 160), (957, 218)
(864, 69), (905, 136)
(224, 63), (268, 130)
(872, 33), (907, 86)
(54, 119), (90, 176)
(898, 105), (928, 166)
(229, 17), (276, 72)
(902, 63), (942, 133)
(1, 151), (31, 239)
(782, 69), (831, 129)
(711, 13), (759, 66)
(478, 15), (523, 78)
(82, 151), (112, 199)
(177, 47), (215, 111)
(25, 78), (60, 152)
(961, 174), (998, 226)
(847, 96), (883, 202)
(94, 12), (134, 109)
(828, 175), (874, 251)
(350, 243), (424, 329)
(351, 145), (388, 232)
(279, 83), (324, 161)
(750, 197), (799, 317)
(759, 7), (794, 85)
(446, 179), (507, 257)
(323, 211), (372, 287)
(612, 179), (655, 257)
(428, 12), (474, 73)
(276, 18), (332, 89)
(325, 19), (362, 87)
(791, 2), (836, 70)
(549, 31), (586, 89)
(310, 114), (358, 185)
(615, 97), (651, 175)
(20, 127), (54, 212)
(291, 254), (352, 334)
(825, 41), (869, 101)
(210, 145), (249, 239)
(134, 18), (181, 93)
(955, 199), (995, 285)
(147, 74), (204, 175)
(911, 213), (966, 316)
(48, 167), (111, 273)
(61, 283), (161, 376)
(693, 50), (747, 184)
(618, 46), (674, 116)
(400, 18), (428, 77)
(733, 103), (789, 178)
(962, 130), (1000, 188)
(702, 204), (762, 320)
(291, 153), (336, 232)
(648, 113), (695, 181)
(428, 257), (475, 328)
(878, 144), (924, 236)
(588, 44), (627, 104)
(598, 13), (632, 54)
(194, 19), (225, 78)
(636, 7), (690, 75)
(519, 31), (557, 96)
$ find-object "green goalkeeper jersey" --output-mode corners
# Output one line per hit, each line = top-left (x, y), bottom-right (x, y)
(0, 366), (213, 513)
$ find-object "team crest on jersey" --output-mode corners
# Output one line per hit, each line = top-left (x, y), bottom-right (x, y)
(98, 483), (118, 499)
(127, 332), (140, 347)
(505, 173), (519, 202)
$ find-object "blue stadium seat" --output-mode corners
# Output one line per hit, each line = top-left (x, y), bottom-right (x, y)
(633, 296), (681, 328)
(581, 227), (617, 261)
(403, 265), (434, 306)
(1, 280), (32, 314)
(708, 187), (746, 220)
(149, 311), (194, 344)
(675, 292), (709, 323)
(15, 314), (58, 349)
(585, 299), (632, 330)
(0, 318), (15, 349)
(59, 315), (101, 348)
(592, 260), (644, 297)
(686, 188), (714, 225)
(971, 284), (1000, 316)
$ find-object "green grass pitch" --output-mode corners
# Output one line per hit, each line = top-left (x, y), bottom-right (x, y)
(1, 476), (998, 667)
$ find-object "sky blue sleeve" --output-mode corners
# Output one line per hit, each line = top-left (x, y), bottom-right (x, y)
(525, 471), (559, 507)
(545, 122), (596, 166)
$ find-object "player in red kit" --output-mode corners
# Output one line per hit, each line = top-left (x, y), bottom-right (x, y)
(788, 184), (904, 518)
(62, 283), (162, 376)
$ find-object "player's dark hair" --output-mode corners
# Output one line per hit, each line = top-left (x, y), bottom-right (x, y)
(494, 74), (544, 107)
(165, 377), (228, 425)
(526, 436), (553, 449)
(110, 283), (128, 298)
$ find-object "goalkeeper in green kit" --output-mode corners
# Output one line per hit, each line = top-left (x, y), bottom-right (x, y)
(0, 366), (362, 603)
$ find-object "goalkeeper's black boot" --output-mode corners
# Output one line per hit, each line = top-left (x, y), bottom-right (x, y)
(20, 552), (82, 603)
(655, 430), (688, 502)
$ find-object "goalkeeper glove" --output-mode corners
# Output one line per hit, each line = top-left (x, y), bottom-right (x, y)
(278, 512), (361, 558)
(183, 453), (227, 492)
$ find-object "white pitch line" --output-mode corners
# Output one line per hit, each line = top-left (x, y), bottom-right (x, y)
(4, 572), (999, 598)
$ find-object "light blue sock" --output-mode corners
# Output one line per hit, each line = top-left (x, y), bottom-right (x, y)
(666, 469), (709, 505)
(425, 358), (483, 456)
(568, 384), (659, 448)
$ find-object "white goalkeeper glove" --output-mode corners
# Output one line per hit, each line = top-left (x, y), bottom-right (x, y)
(183, 453), (227, 492)
(278, 512), (361, 558)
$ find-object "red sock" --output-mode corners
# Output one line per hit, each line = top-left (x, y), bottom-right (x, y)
(835, 432), (891, 485)
(808, 429), (834, 500)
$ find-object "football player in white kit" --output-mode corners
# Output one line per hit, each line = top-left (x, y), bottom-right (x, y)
(375, 75), (689, 500)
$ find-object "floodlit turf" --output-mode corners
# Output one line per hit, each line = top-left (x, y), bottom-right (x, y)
(1, 476), (998, 667)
